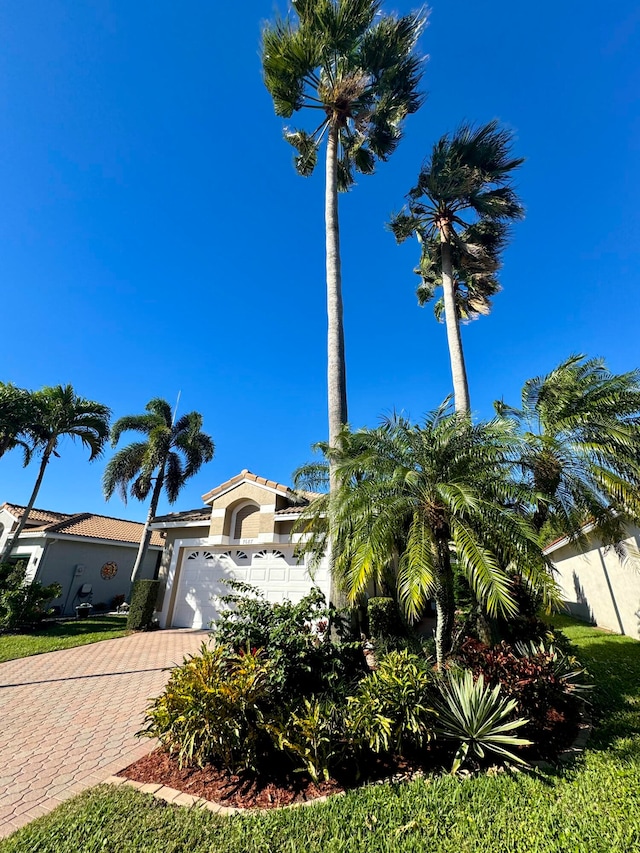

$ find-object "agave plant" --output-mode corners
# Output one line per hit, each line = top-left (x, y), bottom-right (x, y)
(436, 669), (531, 773)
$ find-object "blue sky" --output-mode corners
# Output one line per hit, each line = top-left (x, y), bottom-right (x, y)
(1, 0), (639, 522)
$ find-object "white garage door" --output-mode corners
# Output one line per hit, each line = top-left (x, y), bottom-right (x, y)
(171, 547), (330, 629)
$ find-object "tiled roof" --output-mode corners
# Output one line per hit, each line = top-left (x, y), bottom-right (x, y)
(152, 507), (211, 524)
(275, 505), (308, 516)
(1, 503), (73, 527)
(202, 469), (297, 503)
(2, 504), (164, 547)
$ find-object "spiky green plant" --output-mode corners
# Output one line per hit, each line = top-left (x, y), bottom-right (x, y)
(436, 669), (531, 773)
(390, 121), (524, 413)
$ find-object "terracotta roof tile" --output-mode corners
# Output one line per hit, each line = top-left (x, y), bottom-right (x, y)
(1, 503), (73, 527)
(46, 514), (165, 547)
(152, 507), (211, 524)
(2, 503), (164, 547)
(202, 469), (298, 503)
(275, 505), (307, 516)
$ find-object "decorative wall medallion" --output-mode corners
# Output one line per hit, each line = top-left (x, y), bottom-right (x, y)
(101, 561), (118, 580)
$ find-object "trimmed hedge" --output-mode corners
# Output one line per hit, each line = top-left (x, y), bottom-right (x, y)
(126, 579), (160, 631)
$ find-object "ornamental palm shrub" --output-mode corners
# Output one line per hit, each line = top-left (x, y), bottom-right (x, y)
(140, 644), (273, 771)
(435, 669), (531, 773)
(494, 355), (640, 546)
(346, 650), (436, 756)
(295, 406), (559, 667)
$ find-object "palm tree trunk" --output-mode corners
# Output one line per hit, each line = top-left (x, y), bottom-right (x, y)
(0, 443), (53, 563)
(325, 122), (348, 492)
(130, 461), (166, 584)
(440, 234), (471, 414)
(433, 540), (456, 668)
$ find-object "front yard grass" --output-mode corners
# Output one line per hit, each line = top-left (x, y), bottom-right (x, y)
(0, 616), (129, 663)
(2, 617), (639, 853)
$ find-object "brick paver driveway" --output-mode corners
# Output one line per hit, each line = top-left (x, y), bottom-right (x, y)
(0, 629), (206, 838)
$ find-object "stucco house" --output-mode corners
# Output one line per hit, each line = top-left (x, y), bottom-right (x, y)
(0, 503), (164, 615)
(545, 523), (640, 638)
(151, 469), (330, 630)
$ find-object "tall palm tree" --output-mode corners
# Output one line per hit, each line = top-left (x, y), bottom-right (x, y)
(0, 383), (40, 463)
(296, 406), (555, 665)
(495, 355), (640, 548)
(103, 398), (215, 583)
(390, 121), (524, 413)
(262, 0), (424, 484)
(0, 385), (110, 563)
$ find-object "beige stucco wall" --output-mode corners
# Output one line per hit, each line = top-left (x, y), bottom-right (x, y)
(551, 526), (640, 638)
(207, 483), (290, 541)
(34, 537), (160, 615)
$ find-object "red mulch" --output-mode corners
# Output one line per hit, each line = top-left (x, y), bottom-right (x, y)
(117, 750), (344, 809)
(117, 710), (584, 810)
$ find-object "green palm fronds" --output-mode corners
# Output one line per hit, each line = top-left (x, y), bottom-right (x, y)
(262, 0), (425, 190)
(495, 355), (640, 547)
(295, 405), (555, 666)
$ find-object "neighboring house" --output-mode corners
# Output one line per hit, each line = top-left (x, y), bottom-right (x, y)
(545, 523), (640, 638)
(0, 503), (164, 615)
(152, 469), (330, 630)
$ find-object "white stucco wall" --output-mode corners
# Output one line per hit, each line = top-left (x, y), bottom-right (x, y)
(550, 525), (640, 638)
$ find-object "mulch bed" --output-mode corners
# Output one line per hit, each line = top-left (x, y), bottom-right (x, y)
(117, 750), (344, 809)
(117, 711), (585, 810)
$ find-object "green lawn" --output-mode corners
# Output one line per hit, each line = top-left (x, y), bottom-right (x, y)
(2, 617), (640, 853)
(0, 616), (129, 663)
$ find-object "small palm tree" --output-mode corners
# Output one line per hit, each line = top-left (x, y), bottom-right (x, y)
(495, 355), (640, 548)
(103, 399), (215, 583)
(296, 405), (555, 666)
(262, 0), (424, 481)
(0, 385), (111, 563)
(390, 121), (524, 413)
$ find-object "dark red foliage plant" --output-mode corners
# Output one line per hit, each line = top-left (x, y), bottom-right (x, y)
(456, 638), (585, 758)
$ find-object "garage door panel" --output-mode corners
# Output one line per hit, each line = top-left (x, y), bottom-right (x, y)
(171, 548), (331, 628)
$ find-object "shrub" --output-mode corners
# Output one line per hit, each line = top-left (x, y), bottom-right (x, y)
(212, 582), (363, 702)
(435, 669), (531, 773)
(126, 579), (159, 631)
(347, 650), (435, 756)
(264, 697), (346, 783)
(0, 561), (62, 631)
(457, 638), (588, 752)
(140, 644), (272, 771)
(367, 597), (403, 639)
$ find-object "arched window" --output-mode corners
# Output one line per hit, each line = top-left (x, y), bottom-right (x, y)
(232, 503), (260, 542)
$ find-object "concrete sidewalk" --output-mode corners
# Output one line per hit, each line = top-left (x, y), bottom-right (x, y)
(0, 628), (206, 838)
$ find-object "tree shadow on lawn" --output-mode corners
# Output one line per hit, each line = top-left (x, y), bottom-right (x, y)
(31, 615), (128, 638)
(566, 635), (640, 751)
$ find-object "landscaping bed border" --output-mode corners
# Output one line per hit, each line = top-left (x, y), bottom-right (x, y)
(103, 707), (592, 814)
